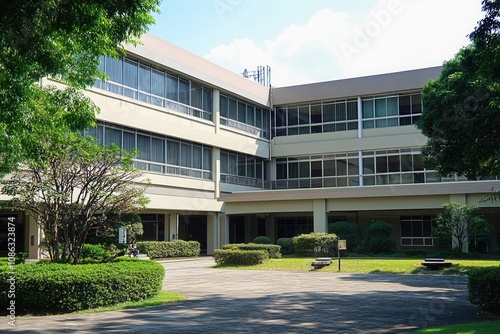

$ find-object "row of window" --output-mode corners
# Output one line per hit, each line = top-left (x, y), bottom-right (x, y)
(274, 149), (443, 189)
(86, 123), (213, 180)
(220, 94), (270, 138)
(220, 150), (268, 187)
(94, 55), (213, 120)
(272, 93), (422, 137)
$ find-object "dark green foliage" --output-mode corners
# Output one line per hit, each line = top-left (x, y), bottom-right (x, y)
(468, 267), (500, 314)
(253, 236), (273, 244)
(15, 252), (29, 264)
(80, 244), (125, 263)
(0, 260), (164, 313)
(328, 221), (360, 251)
(403, 249), (429, 257)
(137, 240), (200, 259)
(277, 238), (295, 255)
(221, 243), (281, 259)
(362, 221), (396, 254)
(214, 249), (268, 266)
(293, 232), (337, 257)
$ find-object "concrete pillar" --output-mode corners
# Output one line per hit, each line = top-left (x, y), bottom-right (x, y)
(220, 213), (229, 246)
(313, 199), (327, 233)
(169, 213), (178, 240)
(27, 215), (41, 259)
(213, 147), (221, 199)
(207, 213), (218, 255)
(213, 89), (220, 133)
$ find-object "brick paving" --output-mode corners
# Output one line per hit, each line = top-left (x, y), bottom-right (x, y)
(4, 257), (495, 333)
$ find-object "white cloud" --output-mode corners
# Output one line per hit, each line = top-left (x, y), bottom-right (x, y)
(204, 0), (484, 86)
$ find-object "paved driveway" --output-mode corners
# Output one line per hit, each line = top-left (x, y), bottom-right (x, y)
(5, 257), (495, 333)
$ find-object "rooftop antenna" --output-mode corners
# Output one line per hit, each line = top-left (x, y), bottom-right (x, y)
(242, 65), (271, 87)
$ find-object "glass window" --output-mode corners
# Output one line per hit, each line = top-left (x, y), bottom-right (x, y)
(220, 95), (228, 118)
(298, 105), (309, 125)
(123, 131), (135, 152)
(388, 155), (400, 172)
(220, 151), (228, 174)
(123, 58), (138, 91)
(166, 74), (178, 101)
(181, 142), (192, 167)
(138, 64), (151, 93)
(311, 161), (322, 177)
(137, 134), (150, 161)
(202, 88), (213, 113)
(335, 102), (346, 121)
(337, 160), (347, 176)
(203, 148), (211, 172)
(399, 95), (411, 115)
(151, 137), (164, 163)
(288, 107), (298, 126)
(387, 97), (398, 116)
(323, 103), (335, 122)
(167, 140), (180, 165)
(178, 79), (189, 105)
(347, 101), (358, 120)
(105, 127), (122, 148)
(275, 107), (286, 127)
(362, 100), (373, 118)
(363, 157), (375, 174)
(411, 94), (422, 114)
(247, 104), (255, 126)
(276, 162), (287, 179)
(238, 155), (246, 176)
(375, 99), (386, 117)
(348, 157), (359, 175)
(106, 57), (122, 84)
(193, 145), (202, 169)
(191, 83), (202, 109)
(299, 161), (310, 178)
(376, 156), (388, 173)
(324, 160), (335, 176)
(289, 162), (299, 179)
(229, 97), (238, 121)
(311, 105), (322, 124)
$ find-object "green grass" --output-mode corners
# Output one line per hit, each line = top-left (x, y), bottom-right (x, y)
(74, 291), (187, 314)
(22, 291), (187, 316)
(412, 320), (500, 333)
(214, 257), (500, 275)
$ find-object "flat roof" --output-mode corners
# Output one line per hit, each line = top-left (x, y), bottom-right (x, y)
(126, 34), (271, 106)
(272, 66), (443, 105)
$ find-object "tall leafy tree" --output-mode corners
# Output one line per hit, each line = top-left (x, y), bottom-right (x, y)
(0, 85), (150, 263)
(433, 202), (491, 253)
(0, 0), (161, 175)
(417, 0), (500, 179)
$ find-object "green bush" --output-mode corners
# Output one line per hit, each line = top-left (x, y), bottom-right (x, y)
(277, 238), (295, 255)
(0, 260), (165, 313)
(137, 240), (200, 259)
(221, 243), (281, 258)
(81, 244), (124, 263)
(362, 221), (396, 254)
(253, 236), (272, 244)
(328, 221), (360, 251)
(214, 249), (268, 266)
(293, 232), (337, 257)
(404, 249), (429, 257)
(15, 252), (29, 264)
(468, 267), (500, 314)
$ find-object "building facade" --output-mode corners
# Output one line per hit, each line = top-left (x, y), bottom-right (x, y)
(2, 34), (499, 258)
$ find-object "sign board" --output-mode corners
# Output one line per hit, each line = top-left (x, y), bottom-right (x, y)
(338, 239), (347, 250)
(118, 227), (127, 244)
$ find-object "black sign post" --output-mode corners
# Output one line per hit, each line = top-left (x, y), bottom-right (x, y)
(338, 240), (346, 271)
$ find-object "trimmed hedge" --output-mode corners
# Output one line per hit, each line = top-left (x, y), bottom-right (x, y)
(137, 240), (200, 259)
(221, 243), (281, 258)
(277, 238), (295, 255)
(294, 232), (337, 257)
(0, 260), (165, 313)
(468, 267), (500, 314)
(253, 236), (272, 244)
(214, 249), (268, 266)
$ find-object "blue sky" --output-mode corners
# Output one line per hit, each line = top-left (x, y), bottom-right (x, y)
(149, 0), (484, 86)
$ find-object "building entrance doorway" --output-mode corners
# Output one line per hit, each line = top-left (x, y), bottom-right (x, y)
(178, 215), (207, 254)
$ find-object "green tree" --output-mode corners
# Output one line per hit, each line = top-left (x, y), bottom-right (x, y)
(328, 221), (360, 251)
(417, 0), (499, 179)
(0, 0), (161, 175)
(362, 221), (396, 254)
(433, 202), (491, 253)
(0, 87), (149, 263)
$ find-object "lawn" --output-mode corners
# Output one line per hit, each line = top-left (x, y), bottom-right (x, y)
(215, 257), (500, 275)
(412, 320), (500, 333)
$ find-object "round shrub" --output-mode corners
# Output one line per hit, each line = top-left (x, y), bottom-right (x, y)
(362, 221), (396, 254)
(277, 238), (295, 255)
(81, 243), (124, 263)
(328, 221), (360, 251)
(253, 236), (272, 244)
(468, 267), (500, 314)
(214, 249), (268, 266)
(293, 232), (337, 257)
(0, 260), (165, 313)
